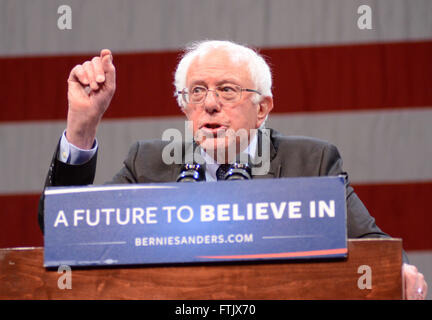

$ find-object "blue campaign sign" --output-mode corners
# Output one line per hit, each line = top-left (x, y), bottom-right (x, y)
(43, 176), (347, 267)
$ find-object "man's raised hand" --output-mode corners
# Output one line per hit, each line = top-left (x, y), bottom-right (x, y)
(66, 49), (116, 149)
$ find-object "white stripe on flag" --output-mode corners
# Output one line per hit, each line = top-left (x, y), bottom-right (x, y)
(1, 108), (431, 193)
(1, 0), (431, 56)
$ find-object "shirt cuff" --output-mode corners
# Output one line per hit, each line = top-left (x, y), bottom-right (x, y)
(58, 130), (98, 164)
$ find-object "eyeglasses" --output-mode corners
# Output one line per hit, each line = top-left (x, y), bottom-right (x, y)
(178, 84), (261, 104)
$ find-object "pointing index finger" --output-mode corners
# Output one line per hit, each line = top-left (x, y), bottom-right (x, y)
(100, 49), (115, 87)
(100, 49), (112, 61)
(101, 49), (113, 69)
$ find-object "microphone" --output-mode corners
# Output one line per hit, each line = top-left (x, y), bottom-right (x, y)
(176, 163), (206, 182)
(223, 163), (252, 180)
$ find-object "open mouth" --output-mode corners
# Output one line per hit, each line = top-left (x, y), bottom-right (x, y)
(204, 123), (222, 129)
(200, 123), (227, 136)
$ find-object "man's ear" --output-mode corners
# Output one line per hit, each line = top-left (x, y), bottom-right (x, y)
(181, 105), (190, 118)
(256, 96), (273, 128)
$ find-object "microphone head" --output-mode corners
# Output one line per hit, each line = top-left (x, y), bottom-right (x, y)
(176, 163), (206, 182)
(223, 163), (252, 180)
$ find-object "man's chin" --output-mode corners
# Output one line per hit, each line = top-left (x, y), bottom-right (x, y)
(200, 136), (229, 151)
(195, 128), (252, 163)
(199, 137), (236, 163)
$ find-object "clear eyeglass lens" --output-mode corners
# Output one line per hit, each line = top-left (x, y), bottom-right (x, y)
(185, 85), (241, 104)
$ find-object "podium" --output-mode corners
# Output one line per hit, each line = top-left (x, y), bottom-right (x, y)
(0, 238), (403, 299)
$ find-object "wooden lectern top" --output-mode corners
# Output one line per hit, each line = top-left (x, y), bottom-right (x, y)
(0, 238), (402, 300)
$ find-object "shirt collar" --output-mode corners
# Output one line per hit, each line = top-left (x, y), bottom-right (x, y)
(201, 133), (258, 181)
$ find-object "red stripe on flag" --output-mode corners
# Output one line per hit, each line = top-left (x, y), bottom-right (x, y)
(353, 181), (432, 251)
(0, 194), (43, 249)
(0, 181), (431, 250)
(1, 41), (431, 122)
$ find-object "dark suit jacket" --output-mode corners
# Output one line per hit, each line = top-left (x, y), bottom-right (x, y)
(39, 128), (401, 257)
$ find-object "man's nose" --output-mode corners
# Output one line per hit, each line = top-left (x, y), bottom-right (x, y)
(203, 90), (222, 114)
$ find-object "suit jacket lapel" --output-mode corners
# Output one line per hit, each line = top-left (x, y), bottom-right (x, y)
(252, 128), (281, 179)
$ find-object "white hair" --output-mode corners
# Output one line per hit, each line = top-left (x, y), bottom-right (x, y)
(173, 40), (273, 108)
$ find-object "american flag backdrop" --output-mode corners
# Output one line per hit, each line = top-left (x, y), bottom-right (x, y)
(0, 0), (431, 298)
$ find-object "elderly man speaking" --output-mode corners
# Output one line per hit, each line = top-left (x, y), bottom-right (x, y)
(39, 40), (427, 299)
